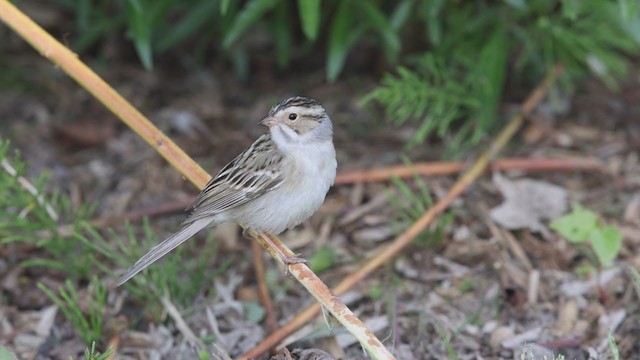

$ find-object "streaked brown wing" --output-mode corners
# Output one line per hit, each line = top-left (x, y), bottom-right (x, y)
(184, 133), (285, 224)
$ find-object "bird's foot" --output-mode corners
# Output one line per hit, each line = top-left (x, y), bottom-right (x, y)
(283, 254), (308, 266)
(282, 254), (308, 276)
(242, 228), (256, 239)
(244, 229), (308, 275)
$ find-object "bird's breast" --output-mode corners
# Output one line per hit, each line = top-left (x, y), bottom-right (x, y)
(234, 141), (336, 234)
(279, 141), (336, 227)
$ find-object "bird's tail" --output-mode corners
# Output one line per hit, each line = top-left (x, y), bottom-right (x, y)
(115, 217), (214, 286)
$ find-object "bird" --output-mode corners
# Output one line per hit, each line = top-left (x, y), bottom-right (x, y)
(116, 97), (337, 286)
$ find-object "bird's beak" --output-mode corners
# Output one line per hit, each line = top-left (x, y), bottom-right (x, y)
(259, 116), (277, 127)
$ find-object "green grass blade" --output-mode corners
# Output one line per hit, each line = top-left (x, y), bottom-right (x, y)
(157, 0), (218, 52)
(327, 1), (366, 82)
(273, 1), (293, 67)
(220, 0), (231, 14)
(223, 0), (281, 49)
(357, 0), (401, 62)
(298, 0), (321, 41)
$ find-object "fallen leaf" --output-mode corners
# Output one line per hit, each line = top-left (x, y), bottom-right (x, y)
(550, 206), (598, 243)
(590, 225), (622, 266)
(490, 173), (569, 236)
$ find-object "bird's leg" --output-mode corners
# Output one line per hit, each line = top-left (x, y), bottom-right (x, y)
(244, 229), (308, 275)
(264, 232), (308, 267)
(265, 233), (308, 276)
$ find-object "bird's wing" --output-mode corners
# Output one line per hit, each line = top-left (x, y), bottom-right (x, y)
(184, 133), (286, 224)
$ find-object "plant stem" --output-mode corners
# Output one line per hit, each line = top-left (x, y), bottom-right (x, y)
(334, 157), (603, 184)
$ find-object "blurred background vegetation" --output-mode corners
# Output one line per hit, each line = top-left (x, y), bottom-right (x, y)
(46, 0), (640, 150)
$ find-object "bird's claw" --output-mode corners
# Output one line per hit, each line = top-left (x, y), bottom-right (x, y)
(283, 254), (308, 276)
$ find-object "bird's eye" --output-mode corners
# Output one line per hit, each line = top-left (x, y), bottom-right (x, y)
(288, 113), (298, 121)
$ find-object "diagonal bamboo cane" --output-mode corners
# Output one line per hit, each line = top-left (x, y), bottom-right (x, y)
(0, 1), (395, 358)
(240, 64), (565, 358)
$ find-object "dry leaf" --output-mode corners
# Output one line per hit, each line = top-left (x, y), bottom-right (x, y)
(490, 173), (568, 236)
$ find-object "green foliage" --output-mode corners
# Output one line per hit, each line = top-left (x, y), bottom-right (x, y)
(551, 204), (622, 267)
(223, 0), (281, 49)
(0, 346), (17, 360)
(242, 301), (266, 324)
(0, 141), (98, 278)
(38, 277), (107, 345)
(550, 206), (599, 243)
(368, 283), (383, 300)
(76, 342), (113, 360)
(366, 0), (640, 149)
(55, 0), (124, 53)
(298, 0), (321, 41)
(52, 1), (640, 149)
(326, 0), (405, 82)
(199, 349), (212, 360)
(55, 0), (407, 80)
(574, 263), (597, 277)
(0, 139), (223, 315)
(435, 324), (458, 360)
(50, 1), (640, 148)
(363, 55), (482, 148)
(386, 158), (453, 247)
(308, 246), (336, 273)
(608, 332), (620, 360)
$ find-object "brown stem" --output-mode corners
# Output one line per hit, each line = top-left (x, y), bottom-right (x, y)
(240, 64), (565, 358)
(334, 157), (604, 185)
(251, 239), (278, 333)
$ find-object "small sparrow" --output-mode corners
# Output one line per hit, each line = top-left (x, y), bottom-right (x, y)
(116, 97), (337, 286)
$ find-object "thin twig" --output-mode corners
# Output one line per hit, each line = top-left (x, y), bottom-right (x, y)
(240, 64), (565, 358)
(161, 294), (232, 360)
(334, 157), (604, 185)
(251, 239), (278, 333)
(0, 3), (394, 358)
(105, 335), (119, 360)
(160, 294), (206, 349)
